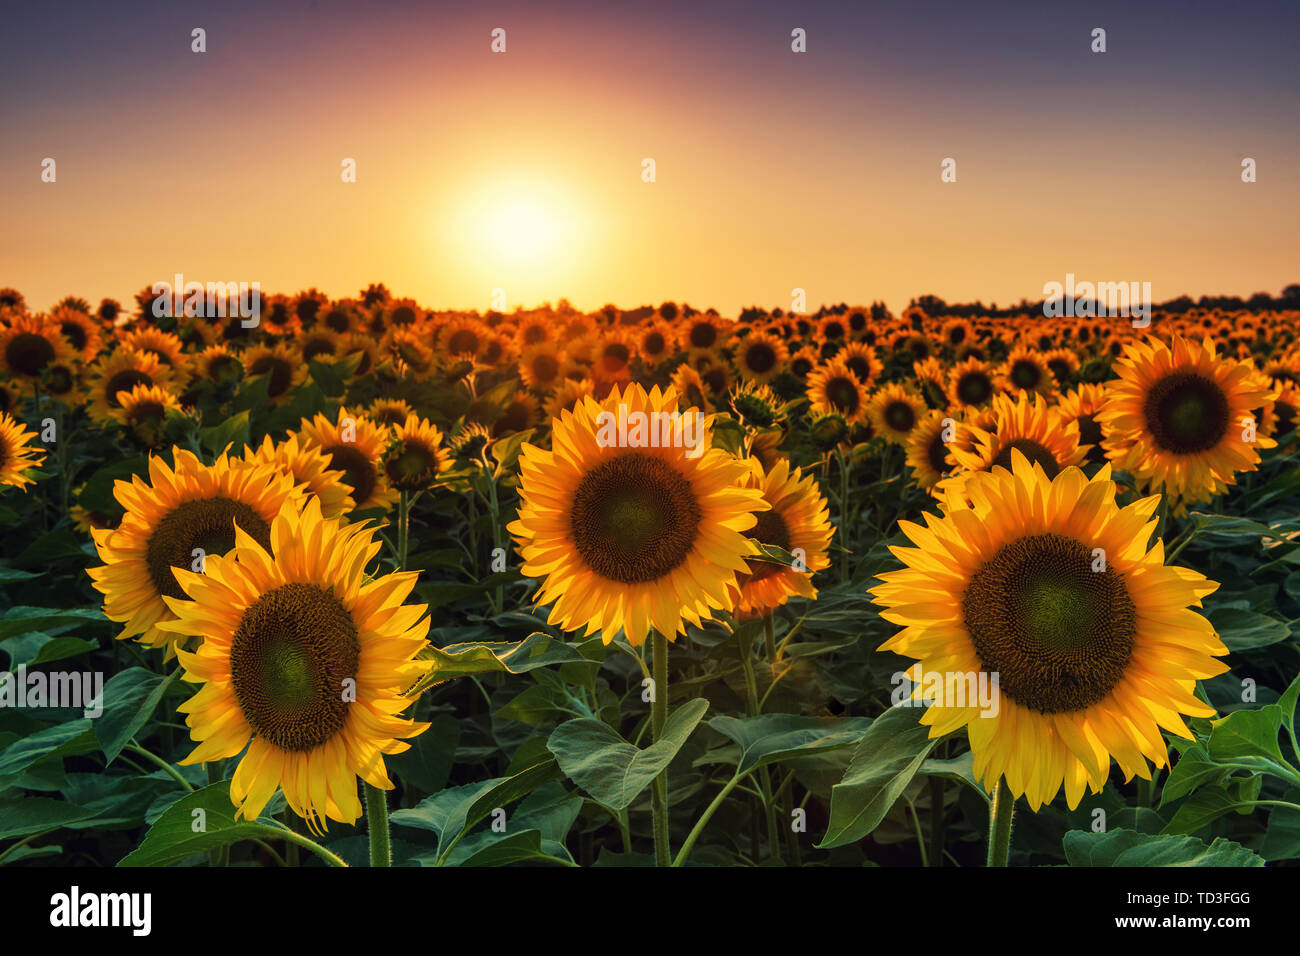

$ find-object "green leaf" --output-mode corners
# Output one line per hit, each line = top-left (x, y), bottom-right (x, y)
(390, 757), (559, 863)
(1260, 788), (1300, 861)
(1206, 606), (1290, 652)
(1161, 785), (1243, 835)
(817, 707), (938, 849)
(1159, 744), (1229, 806)
(198, 409), (251, 458)
(76, 456), (148, 514)
(1207, 705), (1284, 763)
(1, 633), (97, 670)
(94, 667), (181, 764)
(919, 751), (989, 802)
(0, 607), (110, 642)
(408, 632), (587, 697)
(118, 781), (288, 866)
(1063, 828), (1263, 866)
(0, 720), (97, 779)
(0, 794), (100, 840)
(707, 714), (873, 775)
(547, 698), (710, 810)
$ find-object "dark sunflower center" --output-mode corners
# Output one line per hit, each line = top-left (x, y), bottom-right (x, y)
(957, 372), (992, 406)
(825, 376), (860, 414)
(105, 369), (153, 407)
(1077, 413), (1107, 465)
(1010, 359), (1041, 389)
(323, 444), (376, 506)
(145, 497), (272, 600)
(701, 368), (727, 395)
(570, 452), (701, 583)
(823, 322), (845, 341)
(884, 400), (916, 433)
(523, 324), (547, 345)
(325, 309), (350, 332)
(249, 356), (291, 397)
(302, 338), (336, 362)
(229, 583), (359, 752)
(448, 330), (479, 355)
(745, 343), (777, 374)
(992, 438), (1060, 478)
(1142, 370), (1230, 454)
(962, 532), (1136, 713)
(531, 353), (559, 382)
(128, 401), (166, 425)
(391, 305), (416, 325)
(385, 440), (437, 489)
(927, 431), (949, 475)
(689, 323), (717, 349)
(845, 357), (870, 381)
(61, 321), (88, 350)
(6, 333), (55, 376)
(603, 343), (630, 368)
(849, 312), (867, 332)
(644, 332), (665, 355)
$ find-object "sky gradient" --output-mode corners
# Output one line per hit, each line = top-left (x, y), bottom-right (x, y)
(3, 0), (1297, 316)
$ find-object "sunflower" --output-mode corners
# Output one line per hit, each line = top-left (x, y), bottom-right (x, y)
(807, 358), (868, 423)
(157, 496), (432, 830)
(296, 406), (398, 513)
(120, 328), (186, 372)
(636, 322), (675, 371)
(906, 409), (955, 490)
(940, 318), (974, 351)
(872, 451), (1227, 810)
(450, 422), (493, 462)
(518, 343), (569, 393)
(733, 329), (788, 384)
(941, 390), (1085, 494)
(680, 313), (726, 362)
(366, 397), (416, 429)
(291, 289), (328, 327)
(945, 357), (997, 410)
(86, 348), (174, 423)
(88, 450), (302, 647)
(318, 300), (360, 335)
(0, 411), (46, 490)
(109, 383), (185, 448)
(543, 377), (594, 424)
(729, 380), (785, 429)
(1056, 383), (1108, 467)
(727, 458), (832, 619)
(997, 345), (1056, 398)
(787, 345), (819, 380)
(242, 342), (307, 404)
(438, 317), (488, 362)
(508, 383), (768, 645)
(385, 326), (435, 374)
(866, 383), (928, 446)
(515, 314), (553, 349)
(491, 391), (541, 438)
(245, 433), (356, 519)
(0, 313), (75, 384)
(1095, 335), (1276, 513)
(384, 413), (448, 491)
(696, 360), (733, 403)
(1043, 347), (1081, 388)
(191, 344), (245, 387)
(50, 305), (103, 362)
(297, 327), (343, 364)
(671, 363), (711, 412)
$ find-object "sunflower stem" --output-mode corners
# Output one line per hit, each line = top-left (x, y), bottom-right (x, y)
(986, 778), (1015, 867)
(650, 630), (671, 866)
(364, 782), (392, 867)
(763, 615), (778, 674)
(736, 626), (781, 862)
(396, 490), (410, 572)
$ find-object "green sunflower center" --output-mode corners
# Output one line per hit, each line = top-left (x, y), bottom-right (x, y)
(1143, 370), (1230, 453)
(145, 497), (272, 600)
(230, 583), (359, 752)
(570, 452), (702, 583)
(962, 532), (1136, 714)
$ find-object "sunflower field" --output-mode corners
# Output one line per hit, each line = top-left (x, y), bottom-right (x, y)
(2, 286), (1300, 873)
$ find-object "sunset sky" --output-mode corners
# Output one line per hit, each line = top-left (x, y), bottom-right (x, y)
(3, 0), (1297, 317)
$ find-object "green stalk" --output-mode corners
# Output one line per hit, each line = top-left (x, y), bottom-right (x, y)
(650, 630), (671, 866)
(397, 489), (410, 571)
(364, 782), (391, 867)
(736, 627), (780, 861)
(986, 778), (1015, 867)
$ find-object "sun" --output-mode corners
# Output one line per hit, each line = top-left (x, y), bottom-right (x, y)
(484, 197), (559, 259)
